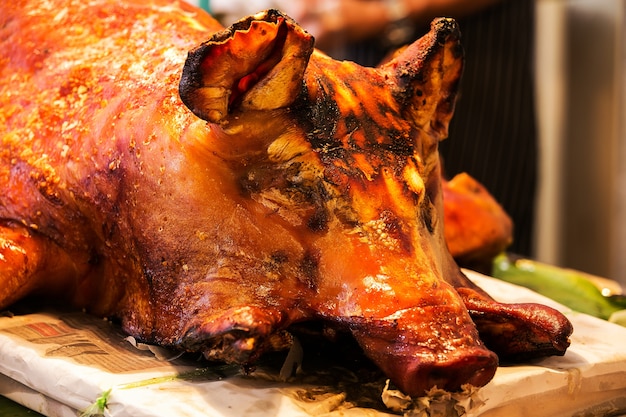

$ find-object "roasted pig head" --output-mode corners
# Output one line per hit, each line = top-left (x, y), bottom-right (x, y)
(0, 0), (572, 397)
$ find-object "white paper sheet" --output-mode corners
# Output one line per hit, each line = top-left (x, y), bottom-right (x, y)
(0, 271), (625, 417)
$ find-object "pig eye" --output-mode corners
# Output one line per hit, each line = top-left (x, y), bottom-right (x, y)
(420, 196), (436, 234)
(306, 207), (329, 233)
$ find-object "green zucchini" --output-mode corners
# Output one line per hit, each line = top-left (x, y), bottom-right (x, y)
(492, 254), (626, 321)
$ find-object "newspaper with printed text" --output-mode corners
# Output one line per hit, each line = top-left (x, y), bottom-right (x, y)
(1, 272), (626, 417)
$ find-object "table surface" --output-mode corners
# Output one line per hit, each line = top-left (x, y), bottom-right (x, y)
(0, 396), (43, 416)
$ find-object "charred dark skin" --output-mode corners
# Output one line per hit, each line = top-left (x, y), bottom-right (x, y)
(1, 0), (571, 398)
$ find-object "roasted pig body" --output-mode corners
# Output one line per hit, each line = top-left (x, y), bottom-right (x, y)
(0, 0), (572, 397)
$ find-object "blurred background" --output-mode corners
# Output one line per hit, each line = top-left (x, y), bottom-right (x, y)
(186, 0), (626, 285)
(533, 0), (625, 285)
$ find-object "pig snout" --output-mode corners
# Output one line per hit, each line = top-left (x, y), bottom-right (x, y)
(350, 306), (499, 396)
(377, 345), (498, 396)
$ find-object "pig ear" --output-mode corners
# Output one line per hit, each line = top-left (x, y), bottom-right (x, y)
(179, 10), (314, 124)
(384, 18), (464, 143)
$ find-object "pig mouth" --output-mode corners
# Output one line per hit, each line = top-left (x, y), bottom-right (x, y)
(178, 307), (500, 398)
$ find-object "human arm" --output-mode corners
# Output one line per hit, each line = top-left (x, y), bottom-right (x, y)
(295, 0), (505, 50)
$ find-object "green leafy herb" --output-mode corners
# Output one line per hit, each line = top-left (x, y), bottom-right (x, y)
(80, 388), (111, 417)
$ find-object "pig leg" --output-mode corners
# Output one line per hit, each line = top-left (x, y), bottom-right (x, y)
(176, 305), (292, 366)
(445, 265), (573, 360)
(0, 222), (78, 309)
(457, 286), (573, 360)
(169, 257), (307, 366)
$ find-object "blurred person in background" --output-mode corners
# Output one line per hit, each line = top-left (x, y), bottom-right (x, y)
(192, 0), (537, 258)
